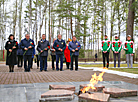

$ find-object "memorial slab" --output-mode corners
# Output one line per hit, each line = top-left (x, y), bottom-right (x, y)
(79, 93), (110, 102)
(49, 85), (75, 92)
(103, 88), (137, 98)
(40, 90), (74, 101)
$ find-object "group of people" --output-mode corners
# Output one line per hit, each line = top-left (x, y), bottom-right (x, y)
(102, 34), (135, 68)
(5, 34), (81, 72)
(5, 33), (135, 72)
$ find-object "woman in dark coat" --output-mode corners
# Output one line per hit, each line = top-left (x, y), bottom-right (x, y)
(5, 34), (18, 72)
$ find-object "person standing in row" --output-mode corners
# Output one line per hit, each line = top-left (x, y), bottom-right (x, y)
(112, 35), (122, 68)
(37, 34), (50, 72)
(17, 43), (23, 68)
(64, 40), (71, 69)
(124, 35), (135, 68)
(53, 34), (66, 71)
(69, 36), (81, 71)
(50, 38), (56, 70)
(20, 34), (35, 72)
(5, 34), (18, 72)
(101, 35), (111, 68)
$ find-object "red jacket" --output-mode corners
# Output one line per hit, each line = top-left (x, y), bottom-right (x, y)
(64, 44), (71, 62)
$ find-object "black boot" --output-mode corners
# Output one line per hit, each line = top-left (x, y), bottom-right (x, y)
(9, 65), (12, 72)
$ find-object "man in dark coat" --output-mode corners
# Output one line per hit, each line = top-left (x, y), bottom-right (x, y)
(20, 34), (35, 72)
(5, 34), (18, 72)
(69, 36), (81, 71)
(37, 34), (50, 71)
(17, 43), (23, 68)
(53, 34), (66, 71)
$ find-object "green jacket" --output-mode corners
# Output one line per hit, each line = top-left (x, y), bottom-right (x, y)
(101, 39), (111, 52)
(124, 40), (135, 54)
(112, 39), (122, 52)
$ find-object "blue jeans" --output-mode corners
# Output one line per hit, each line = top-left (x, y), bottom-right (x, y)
(56, 54), (63, 70)
(40, 56), (47, 71)
(24, 55), (32, 72)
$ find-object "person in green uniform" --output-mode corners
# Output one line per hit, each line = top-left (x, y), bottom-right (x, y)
(124, 35), (135, 68)
(112, 35), (122, 68)
(101, 35), (111, 68)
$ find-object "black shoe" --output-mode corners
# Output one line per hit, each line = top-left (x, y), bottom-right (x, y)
(56, 69), (59, 71)
(44, 70), (47, 72)
(66, 68), (69, 69)
(39, 70), (43, 72)
(52, 68), (55, 70)
(70, 69), (73, 71)
(60, 69), (64, 71)
(75, 69), (78, 71)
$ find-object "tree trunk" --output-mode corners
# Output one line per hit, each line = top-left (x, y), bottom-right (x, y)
(35, 0), (38, 44)
(126, 0), (135, 41)
(29, 0), (32, 38)
(13, 0), (18, 36)
(38, 0), (47, 41)
(19, 0), (23, 42)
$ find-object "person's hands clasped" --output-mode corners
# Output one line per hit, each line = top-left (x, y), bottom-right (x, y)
(72, 49), (75, 52)
(24, 48), (28, 51)
(9, 49), (12, 52)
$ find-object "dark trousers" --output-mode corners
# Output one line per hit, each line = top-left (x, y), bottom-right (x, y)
(9, 65), (14, 72)
(24, 55), (32, 72)
(66, 61), (70, 69)
(56, 54), (63, 70)
(71, 55), (78, 70)
(31, 58), (33, 68)
(51, 55), (56, 69)
(36, 55), (39, 68)
(102, 52), (109, 68)
(113, 52), (120, 68)
(40, 56), (47, 71)
(17, 55), (23, 67)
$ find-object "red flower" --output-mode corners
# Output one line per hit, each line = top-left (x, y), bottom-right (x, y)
(31, 43), (34, 45)
(16, 42), (18, 45)
(57, 45), (59, 47)
(77, 46), (80, 47)
(48, 46), (50, 49)
(102, 44), (103, 47)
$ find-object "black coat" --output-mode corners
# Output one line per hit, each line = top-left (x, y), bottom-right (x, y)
(5, 40), (18, 65)
(37, 39), (50, 56)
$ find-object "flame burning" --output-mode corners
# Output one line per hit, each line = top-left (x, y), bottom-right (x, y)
(81, 67), (108, 93)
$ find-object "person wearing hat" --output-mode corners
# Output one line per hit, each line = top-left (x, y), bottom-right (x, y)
(112, 35), (122, 68)
(64, 40), (71, 69)
(101, 35), (111, 68)
(124, 35), (135, 68)
(5, 34), (18, 72)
